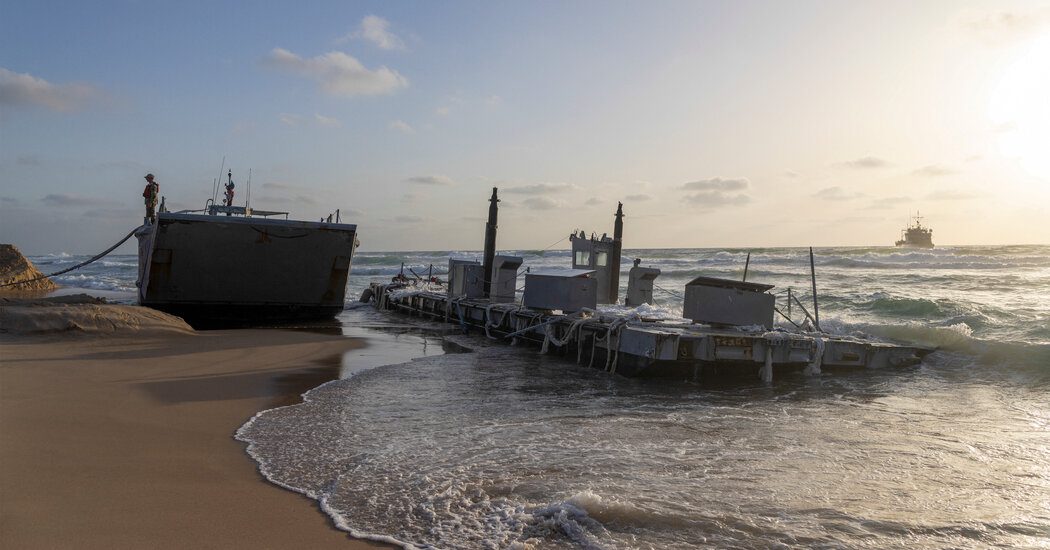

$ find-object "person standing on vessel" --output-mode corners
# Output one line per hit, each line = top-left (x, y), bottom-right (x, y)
(142, 173), (159, 223)
(223, 170), (235, 216)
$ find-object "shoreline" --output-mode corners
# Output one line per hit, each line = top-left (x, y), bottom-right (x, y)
(0, 329), (393, 549)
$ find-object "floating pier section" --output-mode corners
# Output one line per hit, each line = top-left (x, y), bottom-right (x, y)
(369, 282), (931, 380)
(365, 188), (932, 381)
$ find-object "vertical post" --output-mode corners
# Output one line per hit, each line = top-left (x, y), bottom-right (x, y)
(609, 202), (624, 304)
(482, 187), (499, 298)
(742, 252), (751, 282)
(428, 264), (433, 281)
(787, 288), (792, 319)
(809, 247), (821, 332)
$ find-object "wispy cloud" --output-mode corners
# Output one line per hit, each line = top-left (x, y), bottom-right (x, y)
(683, 191), (751, 209)
(40, 193), (107, 207)
(865, 196), (910, 210)
(341, 15), (406, 50)
(912, 164), (956, 177)
(16, 155), (40, 166)
(404, 175), (455, 186)
(504, 183), (578, 194)
(394, 215), (425, 223)
(2, 196), (20, 206)
(265, 48), (407, 96)
(389, 119), (415, 134)
(0, 67), (100, 112)
(680, 177), (750, 208)
(279, 113), (301, 126)
(584, 197), (604, 206)
(625, 193), (652, 202)
(956, 7), (1050, 46)
(681, 177), (749, 191)
(521, 197), (562, 210)
(924, 189), (980, 201)
(835, 156), (891, 169)
(813, 186), (866, 201)
(314, 113), (341, 127)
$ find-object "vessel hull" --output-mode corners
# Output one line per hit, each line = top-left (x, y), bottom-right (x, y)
(137, 213), (357, 326)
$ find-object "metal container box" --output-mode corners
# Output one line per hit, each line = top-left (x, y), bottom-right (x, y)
(625, 265), (661, 306)
(448, 259), (485, 298)
(522, 269), (597, 312)
(491, 255), (522, 303)
(683, 276), (775, 328)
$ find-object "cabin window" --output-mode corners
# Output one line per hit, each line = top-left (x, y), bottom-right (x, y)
(575, 250), (591, 266)
(595, 251), (608, 267)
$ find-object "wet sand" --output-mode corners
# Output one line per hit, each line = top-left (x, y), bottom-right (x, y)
(0, 329), (391, 549)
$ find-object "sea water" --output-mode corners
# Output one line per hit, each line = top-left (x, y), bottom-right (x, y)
(36, 246), (1050, 548)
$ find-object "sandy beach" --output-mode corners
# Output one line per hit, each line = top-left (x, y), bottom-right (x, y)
(0, 328), (389, 549)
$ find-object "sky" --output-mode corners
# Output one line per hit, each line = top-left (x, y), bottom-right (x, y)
(2, 0), (1049, 254)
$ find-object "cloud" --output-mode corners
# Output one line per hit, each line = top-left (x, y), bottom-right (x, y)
(389, 119), (415, 134)
(0, 67), (100, 112)
(912, 164), (956, 177)
(400, 192), (419, 203)
(435, 106), (451, 116)
(625, 194), (652, 202)
(924, 190), (980, 201)
(279, 113), (301, 126)
(865, 196), (910, 210)
(16, 155), (40, 166)
(813, 186), (866, 201)
(683, 191), (750, 208)
(956, 7), (1050, 45)
(394, 215), (424, 223)
(404, 175), (455, 186)
(681, 177), (749, 191)
(1, 196), (20, 206)
(314, 113), (342, 127)
(265, 48), (407, 97)
(40, 193), (107, 207)
(504, 183), (578, 194)
(585, 197), (604, 206)
(343, 15), (406, 50)
(784, 170), (800, 178)
(521, 197), (561, 210)
(835, 156), (891, 169)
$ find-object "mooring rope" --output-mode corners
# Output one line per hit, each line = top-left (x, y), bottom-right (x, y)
(0, 226), (142, 289)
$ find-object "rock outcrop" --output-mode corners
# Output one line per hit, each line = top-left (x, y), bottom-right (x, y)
(0, 294), (194, 335)
(0, 244), (56, 291)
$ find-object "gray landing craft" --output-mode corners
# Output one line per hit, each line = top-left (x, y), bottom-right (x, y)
(136, 170), (358, 326)
(366, 188), (934, 381)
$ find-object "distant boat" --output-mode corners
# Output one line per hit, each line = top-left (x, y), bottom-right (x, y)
(135, 172), (358, 326)
(895, 212), (934, 248)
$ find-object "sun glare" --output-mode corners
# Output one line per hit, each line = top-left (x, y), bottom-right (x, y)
(989, 34), (1050, 180)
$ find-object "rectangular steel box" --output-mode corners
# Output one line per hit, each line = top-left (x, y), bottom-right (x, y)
(491, 255), (523, 303)
(683, 276), (775, 328)
(522, 270), (597, 312)
(449, 260), (485, 298)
